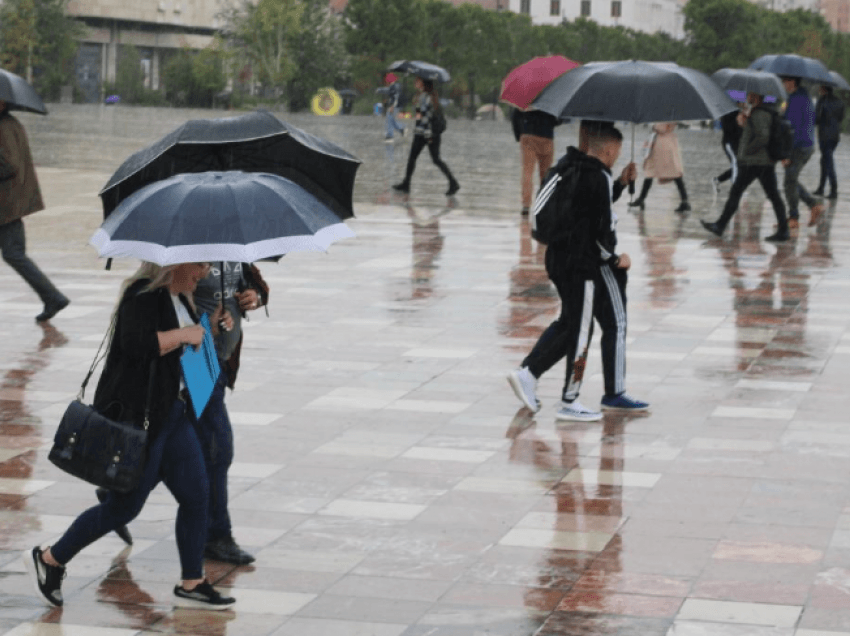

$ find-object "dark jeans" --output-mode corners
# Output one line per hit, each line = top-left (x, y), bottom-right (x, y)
(193, 369), (234, 543)
(716, 164), (787, 232)
(818, 139), (838, 195)
(402, 134), (456, 186)
(0, 219), (65, 304)
(51, 399), (208, 580)
(783, 146), (817, 218)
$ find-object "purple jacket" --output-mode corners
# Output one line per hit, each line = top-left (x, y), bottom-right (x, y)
(784, 86), (815, 149)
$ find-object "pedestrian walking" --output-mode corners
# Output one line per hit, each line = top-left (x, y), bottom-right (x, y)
(512, 108), (558, 216)
(507, 125), (649, 421)
(713, 107), (744, 192)
(0, 100), (69, 322)
(393, 78), (460, 196)
(384, 73), (406, 142)
(813, 84), (845, 199)
(780, 75), (824, 227)
(701, 92), (789, 241)
(628, 122), (691, 212)
(24, 262), (235, 610)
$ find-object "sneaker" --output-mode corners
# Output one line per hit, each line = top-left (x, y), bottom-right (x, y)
(506, 367), (540, 412)
(36, 296), (70, 323)
(205, 536), (255, 565)
(392, 182), (410, 193)
(555, 400), (602, 422)
(600, 392), (650, 412)
(700, 220), (723, 237)
(384, 137), (394, 144)
(787, 217), (799, 229)
(23, 546), (65, 607)
(765, 230), (789, 242)
(174, 580), (235, 610)
(96, 488), (133, 545)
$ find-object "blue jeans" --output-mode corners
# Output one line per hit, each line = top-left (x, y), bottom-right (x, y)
(51, 399), (209, 580)
(385, 109), (405, 138)
(0, 219), (66, 305)
(783, 146), (817, 218)
(193, 369), (234, 542)
(818, 139), (838, 195)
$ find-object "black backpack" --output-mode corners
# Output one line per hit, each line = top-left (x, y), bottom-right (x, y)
(531, 157), (581, 245)
(766, 110), (794, 162)
(432, 108), (447, 135)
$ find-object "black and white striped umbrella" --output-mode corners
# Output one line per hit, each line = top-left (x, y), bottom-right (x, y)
(90, 171), (355, 266)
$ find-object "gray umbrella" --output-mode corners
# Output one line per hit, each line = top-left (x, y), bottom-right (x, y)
(532, 60), (736, 123)
(711, 68), (787, 100)
(387, 60), (451, 83)
(0, 68), (47, 115)
(828, 71), (850, 91)
(748, 54), (833, 84)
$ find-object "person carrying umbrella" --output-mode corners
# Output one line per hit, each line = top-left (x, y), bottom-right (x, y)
(511, 108), (559, 216)
(0, 100), (70, 322)
(701, 91), (790, 241)
(780, 75), (824, 227)
(813, 84), (845, 199)
(393, 78), (460, 196)
(628, 122), (690, 212)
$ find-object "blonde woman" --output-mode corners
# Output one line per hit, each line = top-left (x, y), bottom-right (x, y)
(24, 262), (235, 610)
(628, 122), (690, 212)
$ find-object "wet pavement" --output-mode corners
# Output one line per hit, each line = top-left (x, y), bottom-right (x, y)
(1, 105), (850, 635)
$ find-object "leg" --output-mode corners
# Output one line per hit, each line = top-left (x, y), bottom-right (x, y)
(783, 147), (811, 218)
(0, 220), (68, 307)
(816, 141), (827, 193)
(426, 135), (459, 192)
(630, 179), (652, 208)
(385, 112), (394, 139)
(674, 177), (690, 211)
(756, 165), (788, 238)
(714, 166), (759, 231)
(594, 265), (628, 399)
(536, 137), (555, 184)
(520, 135), (535, 210)
(823, 140), (838, 196)
(795, 147), (817, 209)
(396, 135), (426, 189)
(716, 168), (733, 183)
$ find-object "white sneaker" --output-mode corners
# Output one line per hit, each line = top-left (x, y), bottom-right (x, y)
(506, 367), (540, 412)
(555, 400), (602, 422)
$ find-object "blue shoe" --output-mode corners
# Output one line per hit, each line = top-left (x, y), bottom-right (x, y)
(600, 392), (650, 412)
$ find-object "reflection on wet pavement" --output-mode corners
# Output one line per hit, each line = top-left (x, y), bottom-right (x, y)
(0, 106), (850, 634)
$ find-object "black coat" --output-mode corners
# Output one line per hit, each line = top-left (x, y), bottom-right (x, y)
(94, 279), (197, 440)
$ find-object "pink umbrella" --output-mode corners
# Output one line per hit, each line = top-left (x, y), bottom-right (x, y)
(500, 55), (581, 110)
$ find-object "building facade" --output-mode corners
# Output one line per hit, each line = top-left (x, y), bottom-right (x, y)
(820, 0), (850, 31)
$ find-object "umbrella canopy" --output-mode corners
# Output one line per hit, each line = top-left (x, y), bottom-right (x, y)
(828, 71), (850, 91)
(99, 109), (361, 221)
(387, 60), (451, 83)
(711, 68), (787, 101)
(90, 171), (355, 266)
(532, 60), (736, 123)
(748, 54), (833, 84)
(500, 55), (581, 110)
(0, 69), (47, 115)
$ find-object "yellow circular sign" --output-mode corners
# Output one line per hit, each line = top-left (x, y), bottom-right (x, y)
(311, 88), (342, 116)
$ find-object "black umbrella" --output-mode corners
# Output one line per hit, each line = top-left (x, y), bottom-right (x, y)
(748, 54), (833, 84)
(711, 68), (787, 100)
(90, 171), (355, 266)
(387, 60), (451, 83)
(0, 69), (47, 115)
(532, 60), (736, 123)
(99, 109), (361, 221)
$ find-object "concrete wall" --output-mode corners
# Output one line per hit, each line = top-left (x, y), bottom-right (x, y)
(66, 0), (223, 30)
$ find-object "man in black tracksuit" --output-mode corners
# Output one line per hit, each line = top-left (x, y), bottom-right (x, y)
(507, 125), (650, 421)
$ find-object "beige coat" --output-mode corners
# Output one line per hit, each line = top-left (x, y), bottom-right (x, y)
(0, 111), (44, 226)
(643, 122), (683, 182)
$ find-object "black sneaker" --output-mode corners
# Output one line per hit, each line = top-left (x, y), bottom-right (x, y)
(174, 580), (235, 610)
(204, 537), (255, 565)
(96, 488), (133, 545)
(35, 296), (70, 323)
(23, 546), (65, 607)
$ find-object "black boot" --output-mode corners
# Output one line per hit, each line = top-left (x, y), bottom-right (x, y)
(446, 179), (460, 196)
(629, 179), (652, 210)
(392, 181), (410, 193)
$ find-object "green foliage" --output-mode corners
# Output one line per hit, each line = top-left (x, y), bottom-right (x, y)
(0, 0), (82, 100)
(161, 46), (227, 107)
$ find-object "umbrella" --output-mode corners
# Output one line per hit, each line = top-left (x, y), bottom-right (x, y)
(387, 60), (451, 83)
(711, 68), (787, 101)
(99, 109), (361, 221)
(748, 54), (833, 84)
(90, 171), (355, 266)
(500, 55), (580, 110)
(828, 71), (850, 91)
(0, 68), (47, 115)
(532, 60), (736, 123)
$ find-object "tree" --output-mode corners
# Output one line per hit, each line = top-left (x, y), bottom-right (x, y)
(0, 0), (82, 100)
(344, 0), (426, 63)
(162, 45), (228, 107)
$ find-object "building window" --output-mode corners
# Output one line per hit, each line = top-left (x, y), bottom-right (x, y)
(520, 0), (531, 14)
(611, 0), (621, 16)
(550, 0), (560, 15)
(580, 0), (591, 16)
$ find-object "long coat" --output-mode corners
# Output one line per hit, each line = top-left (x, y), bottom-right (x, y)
(0, 110), (44, 226)
(643, 122), (684, 182)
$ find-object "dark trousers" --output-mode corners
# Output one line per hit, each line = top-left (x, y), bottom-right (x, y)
(717, 143), (738, 184)
(636, 177), (688, 202)
(818, 139), (838, 195)
(0, 219), (65, 304)
(402, 134), (456, 186)
(193, 369), (234, 543)
(51, 399), (208, 580)
(522, 264), (627, 401)
(716, 164), (787, 232)
(784, 146), (816, 217)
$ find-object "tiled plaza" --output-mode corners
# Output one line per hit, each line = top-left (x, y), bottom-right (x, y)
(1, 109), (850, 635)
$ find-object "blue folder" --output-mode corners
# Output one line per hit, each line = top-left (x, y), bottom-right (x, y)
(180, 313), (221, 419)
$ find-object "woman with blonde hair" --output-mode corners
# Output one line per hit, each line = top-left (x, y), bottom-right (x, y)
(24, 261), (236, 610)
(628, 122), (690, 212)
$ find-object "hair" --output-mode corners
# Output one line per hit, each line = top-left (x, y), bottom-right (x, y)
(586, 125), (623, 150)
(781, 75), (801, 88)
(578, 120), (615, 152)
(420, 79), (440, 112)
(823, 85), (834, 95)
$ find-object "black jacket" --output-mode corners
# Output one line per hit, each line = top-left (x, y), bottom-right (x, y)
(94, 279), (197, 440)
(545, 146), (619, 280)
(720, 110), (743, 153)
(816, 93), (845, 143)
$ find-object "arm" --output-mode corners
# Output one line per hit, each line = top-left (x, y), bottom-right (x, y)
(117, 288), (204, 358)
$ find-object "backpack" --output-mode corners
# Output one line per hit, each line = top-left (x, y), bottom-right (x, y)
(531, 157), (581, 245)
(766, 110), (794, 162)
(431, 108), (447, 135)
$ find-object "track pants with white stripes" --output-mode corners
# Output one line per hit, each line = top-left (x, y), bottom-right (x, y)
(522, 264), (627, 401)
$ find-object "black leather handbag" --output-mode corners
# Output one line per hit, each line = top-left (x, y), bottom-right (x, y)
(48, 316), (155, 494)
